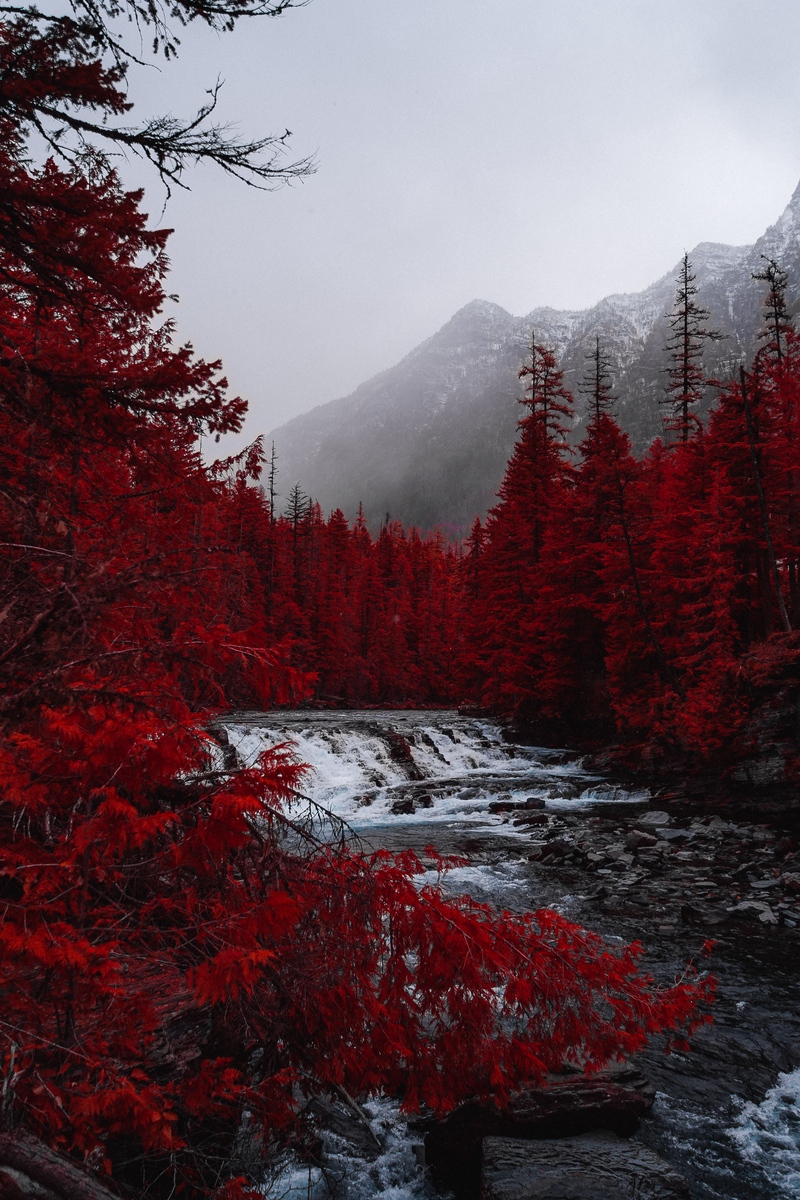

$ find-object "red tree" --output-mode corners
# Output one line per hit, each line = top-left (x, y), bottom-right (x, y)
(0, 15), (714, 1200)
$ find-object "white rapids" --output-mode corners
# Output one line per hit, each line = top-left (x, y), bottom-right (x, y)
(218, 709), (650, 834)
(728, 1068), (800, 1197)
(217, 709), (799, 1200)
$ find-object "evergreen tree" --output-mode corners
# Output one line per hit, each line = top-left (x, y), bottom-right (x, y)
(663, 253), (724, 444)
(580, 335), (616, 422)
(753, 257), (794, 365)
(467, 338), (574, 719)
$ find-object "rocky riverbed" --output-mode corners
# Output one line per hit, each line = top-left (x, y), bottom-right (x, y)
(219, 710), (800, 1200)
(510, 802), (800, 931)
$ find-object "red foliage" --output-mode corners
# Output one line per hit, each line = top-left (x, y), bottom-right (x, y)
(0, 15), (713, 1200)
(463, 277), (800, 774)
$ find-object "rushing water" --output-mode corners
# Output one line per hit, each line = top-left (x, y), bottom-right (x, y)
(220, 709), (800, 1200)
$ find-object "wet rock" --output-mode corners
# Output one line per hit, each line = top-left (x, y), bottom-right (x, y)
(423, 1066), (656, 1200)
(637, 811), (672, 828)
(416, 793), (434, 808)
(625, 830), (658, 850)
(490, 798), (546, 815)
(480, 1132), (691, 1200)
(680, 901), (730, 926)
(209, 725), (243, 772)
(727, 900), (778, 925)
(384, 731), (424, 780)
(543, 838), (571, 858)
(514, 812), (548, 827)
(390, 798), (415, 815)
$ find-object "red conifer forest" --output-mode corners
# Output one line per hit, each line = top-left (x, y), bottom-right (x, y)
(2, 2), (773, 1196)
(464, 265), (800, 779)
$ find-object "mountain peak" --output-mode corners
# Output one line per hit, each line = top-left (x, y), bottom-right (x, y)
(446, 299), (513, 327)
(757, 178), (800, 260)
(267, 180), (800, 533)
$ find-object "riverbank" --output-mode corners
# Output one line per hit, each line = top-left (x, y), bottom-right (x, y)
(220, 709), (800, 1199)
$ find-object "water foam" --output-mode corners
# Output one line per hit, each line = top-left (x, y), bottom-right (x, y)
(221, 712), (648, 832)
(729, 1068), (800, 1196)
(267, 1097), (432, 1200)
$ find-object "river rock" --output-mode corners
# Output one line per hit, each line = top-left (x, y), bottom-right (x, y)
(625, 830), (658, 850)
(390, 798), (415, 815)
(422, 1065), (655, 1199)
(384, 731), (424, 779)
(727, 900), (778, 924)
(480, 1132), (690, 1200)
(680, 901), (729, 926)
(636, 811), (672, 828)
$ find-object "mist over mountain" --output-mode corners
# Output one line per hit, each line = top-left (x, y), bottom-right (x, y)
(268, 181), (800, 534)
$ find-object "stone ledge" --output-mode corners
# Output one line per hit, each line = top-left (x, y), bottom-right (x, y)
(481, 1132), (690, 1200)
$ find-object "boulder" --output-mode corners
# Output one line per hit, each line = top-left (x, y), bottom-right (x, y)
(727, 900), (778, 925)
(636, 811), (672, 828)
(680, 902), (729, 926)
(422, 1065), (654, 1200)
(383, 731), (424, 779)
(481, 1132), (690, 1200)
(625, 830), (657, 850)
(390, 798), (415, 815)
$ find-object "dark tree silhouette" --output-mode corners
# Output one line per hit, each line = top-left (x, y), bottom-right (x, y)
(580, 335), (616, 422)
(0, 1), (314, 191)
(753, 256), (794, 365)
(663, 252), (724, 444)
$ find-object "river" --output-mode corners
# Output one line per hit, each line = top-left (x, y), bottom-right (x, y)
(219, 709), (800, 1200)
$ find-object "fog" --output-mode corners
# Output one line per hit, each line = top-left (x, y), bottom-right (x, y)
(121, 0), (800, 444)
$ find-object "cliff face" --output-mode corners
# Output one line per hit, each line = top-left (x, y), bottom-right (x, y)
(268, 182), (800, 533)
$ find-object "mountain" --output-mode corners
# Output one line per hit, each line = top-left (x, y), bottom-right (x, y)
(267, 181), (800, 534)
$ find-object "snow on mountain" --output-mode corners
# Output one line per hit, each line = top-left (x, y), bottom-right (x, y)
(267, 181), (800, 534)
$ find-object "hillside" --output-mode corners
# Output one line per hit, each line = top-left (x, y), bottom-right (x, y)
(268, 181), (800, 533)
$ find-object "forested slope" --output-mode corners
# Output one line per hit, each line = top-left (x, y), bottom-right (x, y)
(269, 182), (800, 532)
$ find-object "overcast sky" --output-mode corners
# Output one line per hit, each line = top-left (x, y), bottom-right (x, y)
(126, 0), (800, 445)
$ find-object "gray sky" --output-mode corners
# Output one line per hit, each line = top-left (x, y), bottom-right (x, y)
(126, 0), (800, 446)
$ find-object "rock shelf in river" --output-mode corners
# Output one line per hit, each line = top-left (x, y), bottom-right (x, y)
(481, 1131), (690, 1200)
(420, 1063), (656, 1200)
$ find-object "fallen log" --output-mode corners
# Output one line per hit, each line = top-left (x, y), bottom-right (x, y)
(0, 1135), (118, 1200)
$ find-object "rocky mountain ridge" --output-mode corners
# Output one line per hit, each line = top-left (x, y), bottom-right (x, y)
(268, 181), (800, 533)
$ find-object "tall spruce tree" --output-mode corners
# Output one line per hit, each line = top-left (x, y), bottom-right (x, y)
(580, 335), (616, 422)
(753, 257), (794, 365)
(468, 337), (574, 719)
(663, 253), (724, 444)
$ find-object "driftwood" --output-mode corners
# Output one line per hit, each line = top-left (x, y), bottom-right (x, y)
(0, 1135), (118, 1200)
